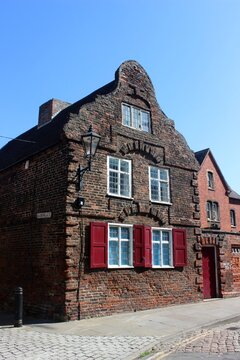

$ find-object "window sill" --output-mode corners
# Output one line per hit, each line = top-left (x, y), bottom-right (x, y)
(150, 200), (172, 206)
(122, 124), (151, 134)
(108, 266), (134, 269)
(208, 187), (215, 191)
(107, 193), (134, 200)
(152, 266), (174, 269)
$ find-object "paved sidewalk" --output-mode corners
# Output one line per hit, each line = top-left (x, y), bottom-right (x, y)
(24, 297), (240, 337)
(1, 297), (240, 359)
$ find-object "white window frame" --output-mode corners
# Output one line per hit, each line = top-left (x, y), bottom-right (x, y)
(108, 223), (133, 269)
(122, 103), (151, 133)
(206, 201), (220, 222)
(149, 166), (171, 204)
(207, 171), (214, 190)
(107, 156), (132, 198)
(152, 228), (173, 268)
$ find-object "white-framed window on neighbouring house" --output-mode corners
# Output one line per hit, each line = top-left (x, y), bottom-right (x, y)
(122, 103), (151, 132)
(108, 224), (133, 268)
(230, 209), (236, 227)
(206, 201), (219, 221)
(107, 156), (131, 198)
(152, 228), (173, 268)
(149, 166), (171, 204)
(207, 171), (214, 190)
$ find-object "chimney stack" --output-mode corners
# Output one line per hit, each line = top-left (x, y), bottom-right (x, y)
(38, 99), (70, 128)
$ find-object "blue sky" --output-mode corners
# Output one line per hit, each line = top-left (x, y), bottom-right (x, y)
(1, 0), (240, 192)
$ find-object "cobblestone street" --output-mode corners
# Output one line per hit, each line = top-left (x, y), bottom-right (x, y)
(0, 328), (160, 360)
(154, 320), (240, 359)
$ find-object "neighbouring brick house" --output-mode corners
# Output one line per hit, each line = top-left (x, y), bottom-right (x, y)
(195, 148), (240, 299)
(0, 60), (204, 321)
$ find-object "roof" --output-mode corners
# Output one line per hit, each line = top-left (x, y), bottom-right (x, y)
(195, 148), (240, 201)
(194, 148), (210, 165)
(0, 79), (117, 172)
(229, 189), (240, 201)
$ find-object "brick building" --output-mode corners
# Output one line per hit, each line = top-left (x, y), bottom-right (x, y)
(195, 149), (240, 299)
(0, 61), (204, 320)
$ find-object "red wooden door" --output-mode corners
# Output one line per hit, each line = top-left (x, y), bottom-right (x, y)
(202, 247), (217, 298)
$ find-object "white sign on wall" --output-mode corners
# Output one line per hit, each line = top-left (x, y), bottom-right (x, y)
(36, 212), (52, 219)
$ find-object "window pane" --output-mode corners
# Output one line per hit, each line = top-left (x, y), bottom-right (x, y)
(122, 105), (131, 126)
(207, 202), (211, 219)
(110, 227), (119, 239)
(151, 179), (159, 201)
(159, 169), (168, 181)
(162, 231), (169, 242)
(120, 160), (129, 173)
(120, 173), (130, 196)
(121, 241), (130, 265)
(162, 243), (170, 266)
(150, 167), (158, 179)
(160, 182), (169, 202)
(109, 157), (119, 170)
(109, 171), (118, 194)
(141, 111), (150, 132)
(133, 108), (141, 129)
(212, 203), (219, 221)
(121, 227), (130, 240)
(109, 241), (119, 265)
(153, 243), (161, 266)
(152, 230), (160, 242)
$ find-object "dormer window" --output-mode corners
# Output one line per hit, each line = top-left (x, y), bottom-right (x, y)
(207, 171), (214, 190)
(122, 103), (150, 132)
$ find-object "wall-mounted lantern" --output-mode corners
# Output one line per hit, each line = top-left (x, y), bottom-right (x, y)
(77, 125), (101, 195)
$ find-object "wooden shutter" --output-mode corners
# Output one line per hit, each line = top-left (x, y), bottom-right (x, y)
(133, 225), (152, 268)
(134, 225), (144, 267)
(173, 229), (187, 267)
(144, 226), (152, 268)
(90, 222), (108, 269)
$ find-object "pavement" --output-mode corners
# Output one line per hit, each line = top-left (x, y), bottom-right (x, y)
(1, 297), (240, 359)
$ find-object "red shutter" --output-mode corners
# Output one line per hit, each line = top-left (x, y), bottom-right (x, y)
(90, 222), (108, 269)
(144, 226), (152, 268)
(133, 225), (152, 268)
(134, 225), (144, 267)
(173, 229), (187, 267)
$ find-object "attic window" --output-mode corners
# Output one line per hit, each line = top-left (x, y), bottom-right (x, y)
(207, 171), (214, 190)
(122, 103), (150, 132)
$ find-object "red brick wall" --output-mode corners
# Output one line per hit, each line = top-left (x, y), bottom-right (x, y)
(218, 233), (240, 297)
(0, 144), (68, 319)
(198, 153), (240, 232)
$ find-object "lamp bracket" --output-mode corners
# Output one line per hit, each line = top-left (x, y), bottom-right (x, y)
(77, 163), (91, 191)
